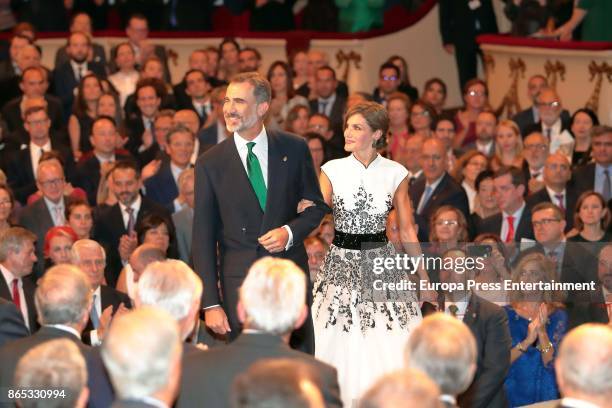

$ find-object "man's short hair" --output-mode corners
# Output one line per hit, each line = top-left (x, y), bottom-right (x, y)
(23, 105), (48, 121)
(14, 339), (87, 408)
(166, 124), (195, 145)
(231, 358), (324, 408)
(360, 368), (441, 408)
(135, 77), (165, 99)
(183, 68), (207, 83)
(240, 47), (261, 60)
(231, 72), (271, 104)
(494, 166), (526, 188)
(92, 114), (116, 129)
(21, 65), (44, 82)
(111, 160), (141, 179)
(239, 257), (306, 335)
(405, 313), (477, 396)
(378, 62), (400, 78)
(531, 202), (564, 220)
(101, 307), (182, 400)
(316, 65), (336, 80)
(137, 260), (203, 322)
(71, 239), (106, 264)
(35, 264), (92, 326)
(591, 125), (612, 139)
(0, 227), (36, 262)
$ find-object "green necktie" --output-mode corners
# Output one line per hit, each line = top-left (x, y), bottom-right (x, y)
(246, 142), (267, 211)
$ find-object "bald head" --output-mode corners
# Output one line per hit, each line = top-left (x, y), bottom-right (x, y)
(420, 138), (447, 182)
(544, 152), (571, 190)
(173, 110), (200, 134)
(536, 87), (562, 126)
(556, 324), (612, 405)
(129, 244), (166, 284)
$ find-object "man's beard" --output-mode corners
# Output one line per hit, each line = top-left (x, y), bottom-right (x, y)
(225, 112), (258, 133)
(72, 55), (88, 64)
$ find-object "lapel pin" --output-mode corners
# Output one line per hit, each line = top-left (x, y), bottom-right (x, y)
(282, 156), (287, 162)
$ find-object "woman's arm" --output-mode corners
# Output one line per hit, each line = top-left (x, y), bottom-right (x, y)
(68, 115), (82, 160)
(319, 170), (333, 208)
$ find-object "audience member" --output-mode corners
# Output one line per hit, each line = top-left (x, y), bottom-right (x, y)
(285, 104), (310, 136)
(0, 227), (37, 331)
(0, 34), (30, 82)
(197, 85), (230, 152)
(304, 235), (328, 282)
(304, 133), (325, 177)
(525, 87), (573, 157)
(433, 118), (458, 171)
(372, 62), (403, 105)
(108, 42), (139, 107)
(309, 66), (346, 156)
(572, 125), (612, 202)
(421, 77), (447, 117)
(0, 297), (28, 347)
(569, 108), (599, 166)
(14, 338), (89, 408)
(471, 234), (511, 304)
(178, 257), (341, 408)
(68, 74), (104, 159)
(453, 79), (490, 148)
(296, 50), (349, 100)
(54, 12), (108, 69)
(410, 101), (435, 140)
(172, 168), (195, 263)
(290, 50), (309, 92)
(266, 61), (308, 131)
(471, 170), (501, 231)
(522, 131), (549, 194)
(513, 75), (548, 136)
(238, 47), (262, 73)
(567, 191), (611, 244)
(66, 199), (94, 239)
(120, 243), (166, 301)
(137, 109), (175, 167)
(0, 44), (43, 106)
(402, 133), (425, 182)
(428, 205), (469, 249)
(386, 92), (411, 162)
(173, 109), (203, 162)
(135, 213), (176, 258)
(43, 225), (77, 267)
(452, 151), (488, 213)
(0, 184), (15, 234)
(178, 69), (211, 127)
(465, 110), (497, 158)
(491, 119), (524, 171)
(125, 79), (164, 155)
(387, 56), (418, 102)
(218, 37), (241, 81)
(359, 368), (441, 408)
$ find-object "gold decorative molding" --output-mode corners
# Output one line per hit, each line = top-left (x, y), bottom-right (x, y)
(585, 61), (612, 113)
(483, 53), (495, 81)
(335, 50), (361, 83)
(495, 58), (525, 119)
(544, 60), (566, 90)
(167, 48), (179, 67)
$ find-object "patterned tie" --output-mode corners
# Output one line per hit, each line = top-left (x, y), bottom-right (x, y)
(505, 215), (515, 243)
(11, 278), (20, 310)
(246, 142), (267, 211)
(54, 206), (65, 226)
(603, 169), (611, 202)
(554, 194), (565, 212)
(417, 185), (433, 215)
(319, 100), (328, 115)
(90, 293), (100, 329)
(126, 207), (135, 235)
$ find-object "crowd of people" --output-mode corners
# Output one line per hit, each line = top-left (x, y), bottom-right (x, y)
(0, 8), (610, 408)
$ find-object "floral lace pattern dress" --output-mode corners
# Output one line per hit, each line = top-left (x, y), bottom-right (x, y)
(312, 154), (422, 407)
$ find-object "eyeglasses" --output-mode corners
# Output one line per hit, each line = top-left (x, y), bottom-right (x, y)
(524, 144), (548, 151)
(27, 119), (50, 126)
(537, 101), (560, 108)
(412, 110), (430, 117)
(435, 220), (459, 226)
(532, 218), (561, 227)
(381, 75), (398, 81)
(467, 91), (486, 97)
(545, 163), (570, 171)
(38, 178), (65, 188)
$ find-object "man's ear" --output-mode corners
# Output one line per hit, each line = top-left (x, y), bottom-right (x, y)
(256, 101), (269, 118)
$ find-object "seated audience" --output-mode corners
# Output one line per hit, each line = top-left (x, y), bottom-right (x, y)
(405, 313), (478, 408)
(14, 339), (88, 408)
(567, 191), (611, 244)
(453, 79), (490, 148)
(522, 131), (549, 194)
(0, 227), (37, 331)
(504, 252), (568, 407)
(238, 47), (262, 73)
(572, 125), (612, 202)
(373, 62), (404, 105)
(305, 133), (325, 177)
(525, 87), (573, 157)
(360, 368), (441, 408)
(101, 307), (182, 408)
(108, 42), (139, 107)
(491, 119), (524, 171)
(65, 199), (94, 240)
(308, 66), (346, 156)
(429, 205), (469, 250)
(304, 235), (328, 282)
(401, 133), (425, 182)
(464, 111), (497, 159)
(217, 38), (241, 82)
(472, 234), (511, 304)
(409, 101), (435, 139)
(266, 61), (308, 131)
(290, 50), (309, 92)
(452, 151), (488, 213)
(284, 104), (310, 137)
(178, 257), (342, 408)
(0, 46), (47, 111)
(54, 12), (107, 68)
(197, 86), (229, 154)
(570, 108), (599, 167)
(173, 168), (195, 263)
(0, 264), (92, 388)
(123, 58), (176, 120)
(173, 109), (202, 163)
(177, 69), (211, 127)
(513, 75), (553, 137)
(136, 213), (176, 258)
(68, 74), (104, 159)
(297, 50), (349, 100)
(43, 225), (77, 268)
(472, 170), (501, 228)
(121, 244), (167, 302)
(433, 118), (458, 171)
(421, 77), (448, 117)
(125, 78), (164, 155)
(554, 324), (612, 407)
(385, 92), (411, 162)
(387, 55), (419, 103)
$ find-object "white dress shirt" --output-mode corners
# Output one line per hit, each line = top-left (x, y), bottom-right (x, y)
(119, 195), (142, 230)
(0, 264), (30, 330)
(108, 70), (139, 107)
(546, 186), (566, 210)
(29, 140), (52, 178)
(70, 60), (89, 81)
(88, 285), (103, 346)
(43, 196), (66, 226)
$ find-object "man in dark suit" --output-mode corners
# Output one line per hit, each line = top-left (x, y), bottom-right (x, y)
(76, 116), (131, 205)
(193, 72), (328, 354)
(438, 0), (498, 90)
(93, 160), (175, 287)
(526, 153), (578, 231)
(178, 257), (341, 408)
(53, 32), (107, 120)
(176, 69), (211, 127)
(476, 167), (535, 242)
(463, 111), (497, 158)
(554, 324), (612, 408)
(53, 12), (108, 69)
(162, 0), (213, 31)
(0, 297), (29, 347)
(2, 67), (65, 140)
(0, 228), (38, 333)
(101, 308), (182, 408)
(523, 88), (572, 151)
(72, 239), (131, 347)
(0, 34), (30, 82)
(144, 125), (195, 213)
(296, 50), (349, 99)
(6, 106), (74, 204)
(575, 244), (611, 326)
(405, 313), (477, 408)
(409, 138), (469, 242)
(124, 79), (163, 155)
(572, 125), (612, 204)
(308, 66), (347, 160)
(522, 131), (549, 194)
(195, 85), (229, 155)
(0, 264), (92, 389)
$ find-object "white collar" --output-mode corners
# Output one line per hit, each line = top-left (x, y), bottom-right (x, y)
(0, 264), (18, 285)
(233, 125), (268, 151)
(30, 139), (52, 152)
(546, 185), (566, 200)
(503, 200), (526, 220)
(119, 194), (142, 213)
(43, 196), (65, 211)
(94, 152), (115, 164)
(44, 324), (81, 340)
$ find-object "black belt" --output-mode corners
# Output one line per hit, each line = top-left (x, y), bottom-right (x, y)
(332, 230), (388, 250)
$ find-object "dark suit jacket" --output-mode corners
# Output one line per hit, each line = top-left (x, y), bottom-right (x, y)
(571, 162), (597, 196)
(52, 60), (107, 120)
(308, 95), (347, 160)
(475, 204), (535, 242)
(192, 131), (328, 350)
(0, 326), (89, 389)
(75, 152), (132, 205)
(6, 141), (75, 204)
(439, 0), (498, 47)
(1, 95), (65, 135)
(296, 80), (348, 99)
(525, 186), (578, 231)
(82, 285), (132, 345)
(409, 172), (470, 242)
(0, 297), (29, 347)
(177, 333), (342, 408)
(54, 43), (108, 69)
(0, 275), (38, 333)
(143, 159), (182, 212)
(197, 123), (219, 155)
(0, 59), (16, 82)
(514, 108), (571, 138)
(93, 195), (176, 287)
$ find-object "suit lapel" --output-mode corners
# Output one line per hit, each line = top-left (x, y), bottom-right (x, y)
(260, 131), (288, 234)
(463, 294), (479, 327)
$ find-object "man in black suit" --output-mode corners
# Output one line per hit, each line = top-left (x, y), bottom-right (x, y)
(193, 72), (328, 353)
(0, 44), (43, 109)
(308, 66), (347, 160)
(406, 313), (477, 408)
(463, 111), (497, 158)
(0, 228), (38, 333)
(409, 138), (469, 242)
(177, 69), (211, 127)
(54, 12), (108, 69)
(0, 264), (92, 389)
(296, 50), (349, 99)
(522, 131), (549, 194)
(6, 106), (74, 204)
(124, 79), (163, 155)
(0, 34), (30, 82)
(2, 67), (65, 141)
(526, 153), (578, 231)
(101, 308), (182, 408)
(196, 85), (230, 154)
(524, 87), (572, 152)
(93, 160), (175, 287)
(72, 239), (131, 347)
(554, 324), (612, 408)
(178, 257), (341, 408)
(438, 0), (498, 90)
(477, 166), (535, 242)
(144, 125), (195, 213)
(136, 110), (173, 167)
(576, 244), (611, 326)
(572, 125), (612, 203)
(0, 297), (29, 347)
(76, 116), (131, 205)
(53, 32), (107, 121)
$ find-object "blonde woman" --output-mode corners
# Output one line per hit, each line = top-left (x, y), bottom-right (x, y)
(491, 119), (524, 171)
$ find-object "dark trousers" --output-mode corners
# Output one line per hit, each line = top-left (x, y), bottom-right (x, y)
(454, 42), (483, 91)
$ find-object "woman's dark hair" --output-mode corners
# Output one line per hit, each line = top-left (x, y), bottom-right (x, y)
(423, 77), (448, 99)
(409, 100), (437, 132)
(218, 37), (240, 57)
(136, 213), (174, 253)
(65, 198), (91, 221)
(574, 190), (610, 231)
(569, 108), (600, 132)
(0, 184), (15, 211)
(285, 104), (310, 133)
(387, 55), (410, 85)
(462, 78), (489, 98)
(73, 74), (103, 118)
(267, 61), (295, 99)
(475, 170), (496, 192)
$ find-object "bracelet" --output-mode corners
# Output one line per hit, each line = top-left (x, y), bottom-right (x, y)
(516, 342), (527, 353)
(537, 341), (553, 354)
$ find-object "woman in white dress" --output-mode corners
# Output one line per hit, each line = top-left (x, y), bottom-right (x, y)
(312, 102), (430, 407)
